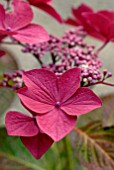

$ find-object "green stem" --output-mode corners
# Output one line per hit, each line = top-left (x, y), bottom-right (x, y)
(62, 136), (73, 170)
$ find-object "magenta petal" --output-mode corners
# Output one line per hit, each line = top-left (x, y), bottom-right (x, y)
(59, 68), (81, 103)
(64, 18), (78, 26)
(83, 13), (111, 38)
(0, 34), (6, 42)
(37, 3), (63, 23)
(98, 10), (114, 22)
(108, 23), (114, 41)
(5, 111), (39, 136)
(37, 109), (77, 142)
(12, 24), (49, 44)
(21, 133), (53, 159)
(0, 29), (17, 36)
(0, 4), (5, 29)
(0, 50), (5, 57)
(29, 0), (51, 4)
(5, 1), (33, 31)
(21, 69), (58, 101)
(4, 0), (33, 30)
(72, 3), (93, 25)
(18, 87), (54, 114)
(72, 3), (93, 17)
(61, 87), (102, 116)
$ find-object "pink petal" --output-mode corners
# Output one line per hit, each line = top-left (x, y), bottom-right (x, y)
(21, 133), (53, 159)
(37, 3), (63, 23)
(12, 24), (49, 44)
(83, 13), (111, 39)
(29, 0), (51, 3)
(0, 50), (5, 57)
(37, 109), (77, 142)
(98, 10), (114, 22)
(0, 29), (17, 36)
(0, 34), (6, 42)
(108, 23), (114, 41)
(64, 18), (78, 26)
(72, 3), (93, 25)
(0, 4), (5, 29)
(21, 69), (58, 101)
(58, 68), (81, 103)
(4, 0), (33, 31)
(61, 87), (102, 116)
(72, 3), (93, 15)
(18, 87), (54, 114)
(5, 111), (39, 136)
(28, 0), (51, 4)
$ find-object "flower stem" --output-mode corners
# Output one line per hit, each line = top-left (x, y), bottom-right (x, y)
(1, 41), (19, 45)
(85, 81), (114, 87)
(96, 40), (109, 54)
(33, 54), (43, 66)
(62, 136), (73, 170)
(2, 41), (43, 66)
(51, 53), (56, 64)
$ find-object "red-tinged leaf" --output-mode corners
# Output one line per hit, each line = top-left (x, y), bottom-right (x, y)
(100, 93), (114, 127)
(70, 121), (114, 170)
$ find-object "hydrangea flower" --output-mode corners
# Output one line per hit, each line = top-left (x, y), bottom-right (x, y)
(28, 0), (63, 23)
(16, 68), (102, 142)
(65, 3), (93, 27)
(0, 0), (49, 44)
(65, 3), (114, 42)
(5, 111), (53, 159)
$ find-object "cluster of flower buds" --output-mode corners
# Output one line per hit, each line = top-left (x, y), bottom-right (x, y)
(0, 70), (23, 90)
(22, 27), (112, 86)
(22, 26), (86, 57)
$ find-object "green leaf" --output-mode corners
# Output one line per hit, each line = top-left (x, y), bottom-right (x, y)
(70, 121), (114, 170)
(0, 53), (18, 122)
(0, 128), (51, 170)
(0, 128), (72, 170)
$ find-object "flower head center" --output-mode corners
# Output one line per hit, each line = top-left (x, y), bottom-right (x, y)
(6, 27), (11, 31)
(55, 101), (60, 107)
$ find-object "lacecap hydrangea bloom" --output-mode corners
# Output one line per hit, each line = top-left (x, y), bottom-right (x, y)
(5, 68), (102, 158)
(6, 68), (101, 137)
